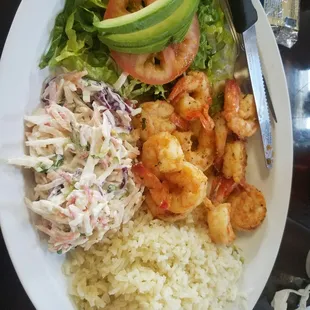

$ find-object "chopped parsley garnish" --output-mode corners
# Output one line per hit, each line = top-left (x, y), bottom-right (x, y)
(35, 155), (64, 174)
(210, 92), (224, 116)
(107, 184), (117, 193)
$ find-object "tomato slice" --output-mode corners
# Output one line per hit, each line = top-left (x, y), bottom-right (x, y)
(104, 0), (156, 19)
(111, 16), (200, 85)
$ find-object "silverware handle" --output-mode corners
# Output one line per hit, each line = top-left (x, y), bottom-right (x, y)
(228, 0), (258, 33)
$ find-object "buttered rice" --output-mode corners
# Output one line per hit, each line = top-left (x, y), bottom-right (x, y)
(64, 207), (243, 310)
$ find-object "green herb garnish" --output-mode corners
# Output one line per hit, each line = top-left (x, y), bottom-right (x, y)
(107, 184), (117, 193)
(35, 155), (64, 174)
(210, 92), (224, 116)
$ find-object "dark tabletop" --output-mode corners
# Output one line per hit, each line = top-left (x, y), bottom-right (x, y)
(1, 1), (310, 310)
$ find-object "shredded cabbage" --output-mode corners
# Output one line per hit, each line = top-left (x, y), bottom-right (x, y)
(9, 71), (144, 254)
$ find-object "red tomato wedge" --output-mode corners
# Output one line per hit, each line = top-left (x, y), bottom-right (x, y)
(110, 16), (200, 85)
(104, 0), (157, 19)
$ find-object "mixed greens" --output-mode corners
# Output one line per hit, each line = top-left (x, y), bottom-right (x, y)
(40, 0), (236, 99)
(39, 0), (118, 83)
(191, 0), (237, 81)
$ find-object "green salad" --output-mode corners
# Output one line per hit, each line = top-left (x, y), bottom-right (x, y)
(40, 0), (236, 100)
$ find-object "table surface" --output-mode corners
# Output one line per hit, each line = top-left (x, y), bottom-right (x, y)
(1, 1), (310, 310)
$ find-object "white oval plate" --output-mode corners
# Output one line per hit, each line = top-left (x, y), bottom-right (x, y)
(0, 0), (292, 309)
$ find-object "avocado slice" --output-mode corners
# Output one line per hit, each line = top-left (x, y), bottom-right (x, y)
(94, 0), (183, 34)
(171, 17), (192, 43)
(104, 19), (193, 54)
(105, 36), (171, 54)
(99, 0), (199, 52)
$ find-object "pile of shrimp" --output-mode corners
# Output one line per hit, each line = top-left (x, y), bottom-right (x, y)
(132, 71), (267, 245)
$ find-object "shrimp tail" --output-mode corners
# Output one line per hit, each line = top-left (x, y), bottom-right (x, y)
(200, 107), (215, 132)
(170, 112), (189, 131)
(210, 176), (237, 204)
(133, 163), (170, 209)
(132, 163), (162, 190)
(223, 79), (240, 118)
(168, 79), (187, 102)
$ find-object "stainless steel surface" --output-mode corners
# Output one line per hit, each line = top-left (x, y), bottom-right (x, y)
(220, 0), (244, 51)
(243, 25), (273, 168)
(221, 0), (278, 123)
(221, 0), (275, 168)
(263, 75), (278, 123)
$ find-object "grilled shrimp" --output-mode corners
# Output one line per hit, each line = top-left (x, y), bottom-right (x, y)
(133, 162), (208, 215)
(173, 129), (215, 171)
(209, 175), (237, 204)
(164, 162), (208, 213)
(141, 132), (184, 179)
(189, 119), (202, 138)
(206, 201), (236, 245)
(168, 71), (214, 131)
(128, 0), (156, 11)
(132, 101), (176, 141)
(170, 112), (190, 131)
(105, 0), (156, 17)
(223, 80), (258, 139)
(222, 140), (247, 184)
(214, 113), (228, 165)
(240, 94), (257, 120)
(145, 192), (188, 222)
(228, 184), (267, 231)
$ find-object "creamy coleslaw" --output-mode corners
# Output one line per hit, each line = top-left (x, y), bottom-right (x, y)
(9, 71), (144, 254)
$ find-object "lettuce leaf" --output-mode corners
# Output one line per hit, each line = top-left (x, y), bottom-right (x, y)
(39, 0), (75, 69)
(40, 0), (99, 68)
(51, 7), (118, 84)
(120, 79), (166, 100)
(40, 0), (235, 100)
(86, 0), (108, 8)
(39, 0), (165, 98)
(62, 55), (118, 83)
(191, 0), (237, 81)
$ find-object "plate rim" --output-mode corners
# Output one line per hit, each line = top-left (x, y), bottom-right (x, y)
(0, 0), (293, 309)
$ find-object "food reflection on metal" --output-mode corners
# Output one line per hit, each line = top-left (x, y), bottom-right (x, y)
(220, 0), (275, 169)
(243, 25), (273, 168)
(221, 0), (278, 123)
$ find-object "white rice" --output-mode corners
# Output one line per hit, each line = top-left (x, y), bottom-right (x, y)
(64, 206), (243, 310)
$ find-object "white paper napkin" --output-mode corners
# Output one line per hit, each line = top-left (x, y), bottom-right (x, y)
(271, 284), (310, 310)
